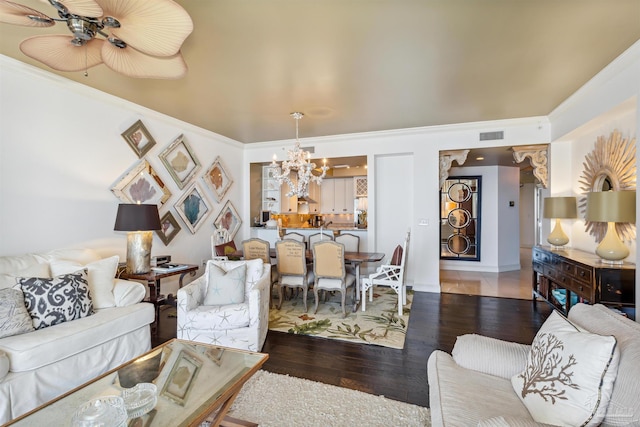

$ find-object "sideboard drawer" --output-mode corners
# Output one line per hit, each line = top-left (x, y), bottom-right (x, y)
(575, 265), (592, 283)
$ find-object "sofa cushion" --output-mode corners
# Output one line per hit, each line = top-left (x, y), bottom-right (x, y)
(568, 303), (640, 426)
(204, 263), (246, 305)
(511, 310), (619, 427)
(18, 271), (94, 330)
(0, 262), (50, 290)
(0, 303), (154, 372)
(50, 256), (119, 309)
(0, 289), (34, 338)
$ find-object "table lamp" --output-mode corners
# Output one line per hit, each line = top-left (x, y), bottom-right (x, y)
(114, 204), (161, 274)
(586, 190), (636, 264)
(543, 196), (577, 248)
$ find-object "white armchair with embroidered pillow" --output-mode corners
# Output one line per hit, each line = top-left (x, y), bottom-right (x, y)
(177, 258), (271, 352)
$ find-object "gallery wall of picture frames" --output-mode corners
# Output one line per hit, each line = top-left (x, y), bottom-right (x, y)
(113, 119), (241, 246)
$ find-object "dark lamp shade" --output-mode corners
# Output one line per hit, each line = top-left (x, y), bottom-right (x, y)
(114, 204), (162, 231)
(543, 197), (577, 219)
(586, 191), (636, 223)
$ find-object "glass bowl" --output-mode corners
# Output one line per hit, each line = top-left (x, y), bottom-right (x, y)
(71, 396), (127, 427)
(122, 383), (158, 419)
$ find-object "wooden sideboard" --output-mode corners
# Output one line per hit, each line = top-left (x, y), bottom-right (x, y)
(532, 245), (636, 319)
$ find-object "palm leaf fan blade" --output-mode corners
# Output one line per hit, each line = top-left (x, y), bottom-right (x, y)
(96, 0), (193, 57)
(0, 0), (54, 27)
(20, 35), (103, 71)
(101, 42), (187, 79)
(41, 0), (103, 17)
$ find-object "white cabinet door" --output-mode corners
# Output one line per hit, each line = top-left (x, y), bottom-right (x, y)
(262, 166), (281, 212)
(320, 179), (335, 214)
(308, 181), (321, 213)
(343, 178), (354, 214)
(279, 171), (298, 213)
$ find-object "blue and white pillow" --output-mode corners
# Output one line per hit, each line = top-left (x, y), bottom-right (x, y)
(203, 263), (247, 305)
(18, 270), (94, 329)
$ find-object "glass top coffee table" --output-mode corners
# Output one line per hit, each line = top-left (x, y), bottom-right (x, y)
(8, 339), (268, 427)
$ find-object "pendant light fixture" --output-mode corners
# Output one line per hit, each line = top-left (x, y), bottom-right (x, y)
(271, 112), (329, 199)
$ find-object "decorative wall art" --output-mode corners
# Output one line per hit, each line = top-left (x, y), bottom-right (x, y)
(157, 211), (181, 245)
(111, 160), (172, 205)
(159, 350), (202, 406)
(174, 184), (212, 234)
(213, 200), (242, 240)
(203, 156), (233, 202)
(159, 134), (201, 190)
(578, 129), (636, 242)
(121, 120), (156, 158)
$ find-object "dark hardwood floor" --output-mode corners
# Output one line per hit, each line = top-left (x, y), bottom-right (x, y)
(153, 291), (553, 408)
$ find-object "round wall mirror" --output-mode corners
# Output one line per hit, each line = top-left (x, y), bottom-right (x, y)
(447, 234), (471, 254)
(447, 208), (470, 229)
(447, 183), (471, 203)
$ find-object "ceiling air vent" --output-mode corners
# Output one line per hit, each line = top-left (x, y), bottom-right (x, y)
(479, 131), (504, 141)
(301, 146), (315, 153)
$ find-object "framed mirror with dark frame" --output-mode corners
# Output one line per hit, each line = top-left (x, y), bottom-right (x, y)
(440, 176), (481, 261)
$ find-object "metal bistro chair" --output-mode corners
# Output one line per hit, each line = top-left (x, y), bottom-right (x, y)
(275, 239), (314, 312)
(242, 238), (278, 308)
(361, 229), (410, 316)
(312, 240), (356, 318)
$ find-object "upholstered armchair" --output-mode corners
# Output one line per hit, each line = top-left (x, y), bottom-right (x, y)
(177, 258), (271, 352)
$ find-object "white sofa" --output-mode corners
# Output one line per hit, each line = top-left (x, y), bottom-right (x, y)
(177, 258), (271, 352)
(0, 248), (155, 424)
(428, 303), (640, 426)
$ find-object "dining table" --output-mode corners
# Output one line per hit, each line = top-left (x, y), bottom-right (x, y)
(231, 248), (385, 311)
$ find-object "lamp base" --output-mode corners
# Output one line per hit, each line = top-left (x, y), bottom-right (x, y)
(126, 231), (153, 274)
(595, 222), (629, 264)
(547, 218), (569, 247)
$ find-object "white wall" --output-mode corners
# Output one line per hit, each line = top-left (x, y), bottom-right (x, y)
(0, 57), (245, 296)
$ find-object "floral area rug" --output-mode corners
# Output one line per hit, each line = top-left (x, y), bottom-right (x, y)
(269, 287), (412, 349)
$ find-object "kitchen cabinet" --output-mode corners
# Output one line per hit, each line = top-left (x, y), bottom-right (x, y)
(281, 180), (297, 213)
(262, 166), (281, 212)
(320, 178), (354, 214)
(354, 176), (368, 197)
(308, 181), (321, 213)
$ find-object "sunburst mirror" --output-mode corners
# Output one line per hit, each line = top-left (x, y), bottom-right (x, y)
(578, 130), (636, 242)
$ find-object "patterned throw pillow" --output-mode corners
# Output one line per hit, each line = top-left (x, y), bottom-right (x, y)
(0, 288), (35, 338)
(511, 311), (620, 426)
(18, 270), (94, 330)
(203, 263), (246, 305)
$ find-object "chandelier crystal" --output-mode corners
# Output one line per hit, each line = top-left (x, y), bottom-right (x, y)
(272, 112), (329, 198)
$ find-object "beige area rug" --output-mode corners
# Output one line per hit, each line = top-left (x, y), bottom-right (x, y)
(269, 287), (412, 349)
(228, 370), (430, 427)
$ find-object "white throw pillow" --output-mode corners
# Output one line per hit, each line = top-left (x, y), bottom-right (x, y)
(50, 256), (119, 309)
(208, 258), (263, 295)
(511, 310), (620, 427)
(203, 263), (246, 305)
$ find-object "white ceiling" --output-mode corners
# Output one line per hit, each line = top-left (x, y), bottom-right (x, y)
(0, 0), (639, 144)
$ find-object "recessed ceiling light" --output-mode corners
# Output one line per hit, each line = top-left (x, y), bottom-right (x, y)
(476, 156), (485, 161)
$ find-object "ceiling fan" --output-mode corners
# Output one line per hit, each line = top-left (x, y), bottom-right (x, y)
(0, 0), (193, 78)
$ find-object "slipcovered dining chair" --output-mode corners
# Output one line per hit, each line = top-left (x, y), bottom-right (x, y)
(361, 229), (410, 316)
(335, 233), (359, 252)
(283, 232), (305, 243)
(275, 239), (314, 312)
(242, 238), (278, 307)
(308, 231), (333, 247)
(312, 240), (356, 318)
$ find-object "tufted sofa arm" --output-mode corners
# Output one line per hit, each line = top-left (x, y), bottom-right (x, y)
(451, 334), (531, 380)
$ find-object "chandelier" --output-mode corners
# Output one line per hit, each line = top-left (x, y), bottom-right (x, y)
(272, 112), (329, 198)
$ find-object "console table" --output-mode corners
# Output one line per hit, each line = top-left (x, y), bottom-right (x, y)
(532, 246), (635, 319)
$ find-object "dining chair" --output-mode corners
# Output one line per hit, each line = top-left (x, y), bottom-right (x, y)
(283, 232), (305, 243)
(275, 239), (314, 312)
(312, 240), (356, 318)
(308, 232), (334, 247)
(361, 229), (410, 316)
(242, 238), (278, 307)
(335, 233), (359, 275)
